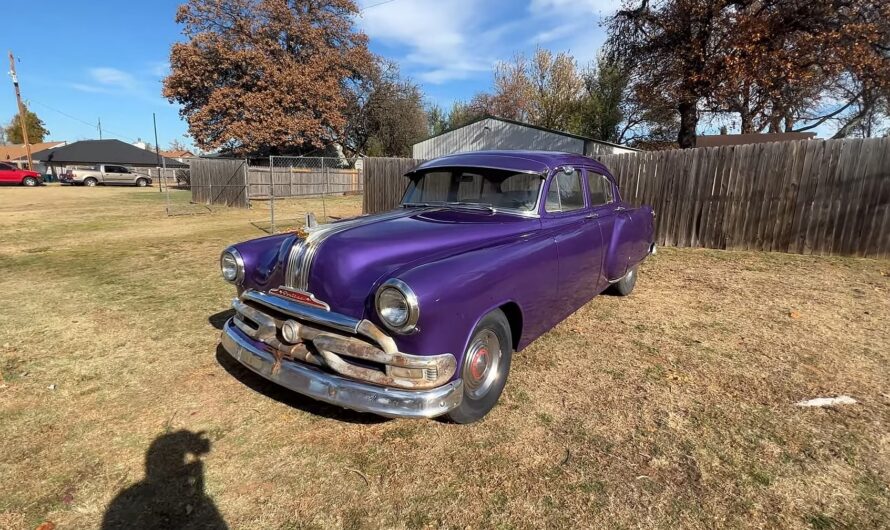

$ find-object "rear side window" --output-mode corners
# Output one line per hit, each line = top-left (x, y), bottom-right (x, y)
(587, 171), (614, 206)
(545, 170), (585, 213)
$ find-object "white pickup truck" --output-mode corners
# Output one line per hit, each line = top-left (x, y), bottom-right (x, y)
(61, 165), (153, 187)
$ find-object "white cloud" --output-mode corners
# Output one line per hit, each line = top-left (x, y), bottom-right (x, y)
(529, 0), (621, 15)
(357, 0), (616, 87)
(89, 67), (139, 90)
(358, 0), (494, 83)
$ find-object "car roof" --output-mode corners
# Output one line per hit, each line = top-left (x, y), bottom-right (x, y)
(409, 150), (612, 176)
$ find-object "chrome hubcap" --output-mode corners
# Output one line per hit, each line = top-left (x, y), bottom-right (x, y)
(463, 329), (501, 399)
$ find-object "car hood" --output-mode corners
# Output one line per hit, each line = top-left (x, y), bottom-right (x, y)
(305, 208), (540, 317)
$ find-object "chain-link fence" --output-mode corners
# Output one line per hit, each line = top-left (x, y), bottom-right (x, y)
(260, 156), (363, 231)
(167, 156), (364, 231)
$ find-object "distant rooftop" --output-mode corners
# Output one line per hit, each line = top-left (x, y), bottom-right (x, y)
(0, 142), (65, 161)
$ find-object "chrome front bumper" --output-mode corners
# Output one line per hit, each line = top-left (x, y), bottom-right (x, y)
(221, 320), (463, 418)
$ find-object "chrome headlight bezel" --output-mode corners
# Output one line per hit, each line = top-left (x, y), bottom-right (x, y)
(220, 247), (244, 284)
(375, 278), (419, 334)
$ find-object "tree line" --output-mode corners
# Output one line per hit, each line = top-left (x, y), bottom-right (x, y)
(161, 0), (889, 156)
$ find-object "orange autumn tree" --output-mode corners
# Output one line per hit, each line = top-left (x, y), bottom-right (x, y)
(163, 0), (373, 155)
(606, 0), (890, 147)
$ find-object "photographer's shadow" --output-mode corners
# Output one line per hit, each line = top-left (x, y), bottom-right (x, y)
(101, 430), (228, 530)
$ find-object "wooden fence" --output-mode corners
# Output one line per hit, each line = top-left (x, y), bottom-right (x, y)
(248, 167), (361, 199)
(190, 158), (249, 208)
(361, 138), (890, 258)
(362, 157), (425, 214)
(597, 137), (889, 258)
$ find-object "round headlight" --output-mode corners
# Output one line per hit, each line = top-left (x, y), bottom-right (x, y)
(220, 248), (244, 283)
(375, 279), (419, 333)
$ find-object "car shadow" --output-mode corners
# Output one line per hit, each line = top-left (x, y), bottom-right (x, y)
(208, 309), (235, 330)
(214, 344), (388, 425)
(101, 430), (228, 530)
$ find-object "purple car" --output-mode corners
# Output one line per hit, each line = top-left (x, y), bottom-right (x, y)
(219, 151), (655, 422)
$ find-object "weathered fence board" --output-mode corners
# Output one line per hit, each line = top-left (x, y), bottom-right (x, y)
(598, 136), (890, 258)
(361, 138), (890, 258)
(190, 158), (249, 208)
(362, 157), (425, 214)
(248, 167), (361, 198)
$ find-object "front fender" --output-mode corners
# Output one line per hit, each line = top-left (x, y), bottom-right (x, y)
(383, 230), (559, 377)
(229, 233), (296, 292)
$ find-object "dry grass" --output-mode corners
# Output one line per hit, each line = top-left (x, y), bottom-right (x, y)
(0, 185), (888, 529)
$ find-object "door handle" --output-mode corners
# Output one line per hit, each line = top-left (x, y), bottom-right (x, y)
(585, 213), (599, 219)
(614, 206), (627, 212)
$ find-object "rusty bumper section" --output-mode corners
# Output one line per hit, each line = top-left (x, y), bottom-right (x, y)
(222, 320), (463, 418)
(220, 289), (463, 418)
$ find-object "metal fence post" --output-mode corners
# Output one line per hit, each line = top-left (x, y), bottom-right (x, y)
(321, 157), (328, 222)
(269, 155), (276, 233)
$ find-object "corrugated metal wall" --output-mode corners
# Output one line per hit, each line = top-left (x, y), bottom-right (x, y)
(412, 118), (636, 158)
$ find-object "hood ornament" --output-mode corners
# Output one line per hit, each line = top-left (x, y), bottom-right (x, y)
(294, 212), (318, 239)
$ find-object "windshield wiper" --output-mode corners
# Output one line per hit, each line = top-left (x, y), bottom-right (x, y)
(402, 202), (432, 207)
(444, 202), (496, 213)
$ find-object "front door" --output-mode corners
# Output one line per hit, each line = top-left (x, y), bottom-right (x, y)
(544, 167), (605, 313)
(104, 165), (128, 184)
(0, 163), (17, 183)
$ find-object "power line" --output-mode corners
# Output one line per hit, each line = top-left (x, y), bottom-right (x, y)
(27, 98), (138, 143)
(361, 0), (398, 11)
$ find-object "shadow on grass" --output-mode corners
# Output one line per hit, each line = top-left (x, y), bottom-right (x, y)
(214, 345), (388, 425)
(208, 309), (235, 330)
(101, 430), (228, 530)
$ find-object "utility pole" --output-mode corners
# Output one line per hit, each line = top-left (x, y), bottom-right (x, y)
(98, 117), (102, 139)
(7, 51), (33, 170)
(153, 113), (164, 193)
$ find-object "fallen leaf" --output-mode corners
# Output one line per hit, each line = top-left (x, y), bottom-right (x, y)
(35, 522), (56, 530)
(789, 310), (801, 319)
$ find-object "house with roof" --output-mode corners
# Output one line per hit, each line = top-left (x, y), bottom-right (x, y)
(0, 141), (67, 173)
(33, 139), (187, 171)
(412, 116), (638, 159)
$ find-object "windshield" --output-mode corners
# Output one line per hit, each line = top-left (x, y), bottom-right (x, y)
(402, 168), (544, 212)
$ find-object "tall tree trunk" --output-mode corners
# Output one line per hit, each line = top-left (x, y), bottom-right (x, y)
(677, 101), (698, 148)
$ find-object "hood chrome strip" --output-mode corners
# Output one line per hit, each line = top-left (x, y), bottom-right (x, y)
(285, 208), (432, 291)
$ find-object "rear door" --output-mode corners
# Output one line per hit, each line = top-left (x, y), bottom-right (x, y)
(544, 167), (605, 312)
(585, 168), (620, 288)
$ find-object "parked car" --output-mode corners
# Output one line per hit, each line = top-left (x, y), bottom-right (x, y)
(0, 162), (43, 186)
(218, 151), (656, 422)
(60, 165), (153, 187)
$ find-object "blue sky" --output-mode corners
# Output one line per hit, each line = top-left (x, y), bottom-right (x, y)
(3, 0), (620, 151)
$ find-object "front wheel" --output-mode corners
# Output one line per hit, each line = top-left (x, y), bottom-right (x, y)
(22, 176), (38, 187)
(135, 178), (148, 187)
(445, 309), (513, 424)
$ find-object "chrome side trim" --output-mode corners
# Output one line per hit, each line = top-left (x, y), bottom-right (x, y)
(221, 320), (463, 419)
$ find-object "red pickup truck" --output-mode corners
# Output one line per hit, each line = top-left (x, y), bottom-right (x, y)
(0, 162), (42, 186)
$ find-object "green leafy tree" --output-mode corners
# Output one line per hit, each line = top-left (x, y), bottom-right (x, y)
(426, 104), (448, 136)
(5, 108), (49, 144)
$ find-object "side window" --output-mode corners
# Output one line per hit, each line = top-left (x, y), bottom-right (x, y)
(545, 169), (584, 213)
(0, 163), (12, 171)
(586, 171), (614, 206)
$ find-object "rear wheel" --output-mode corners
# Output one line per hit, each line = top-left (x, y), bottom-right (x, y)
(135, 178), (148, 187)
(84, 177), (98, 187)
(445, 309), (513, 424)
(22, 176), (38, 187)
(611, 265), (638, 296)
